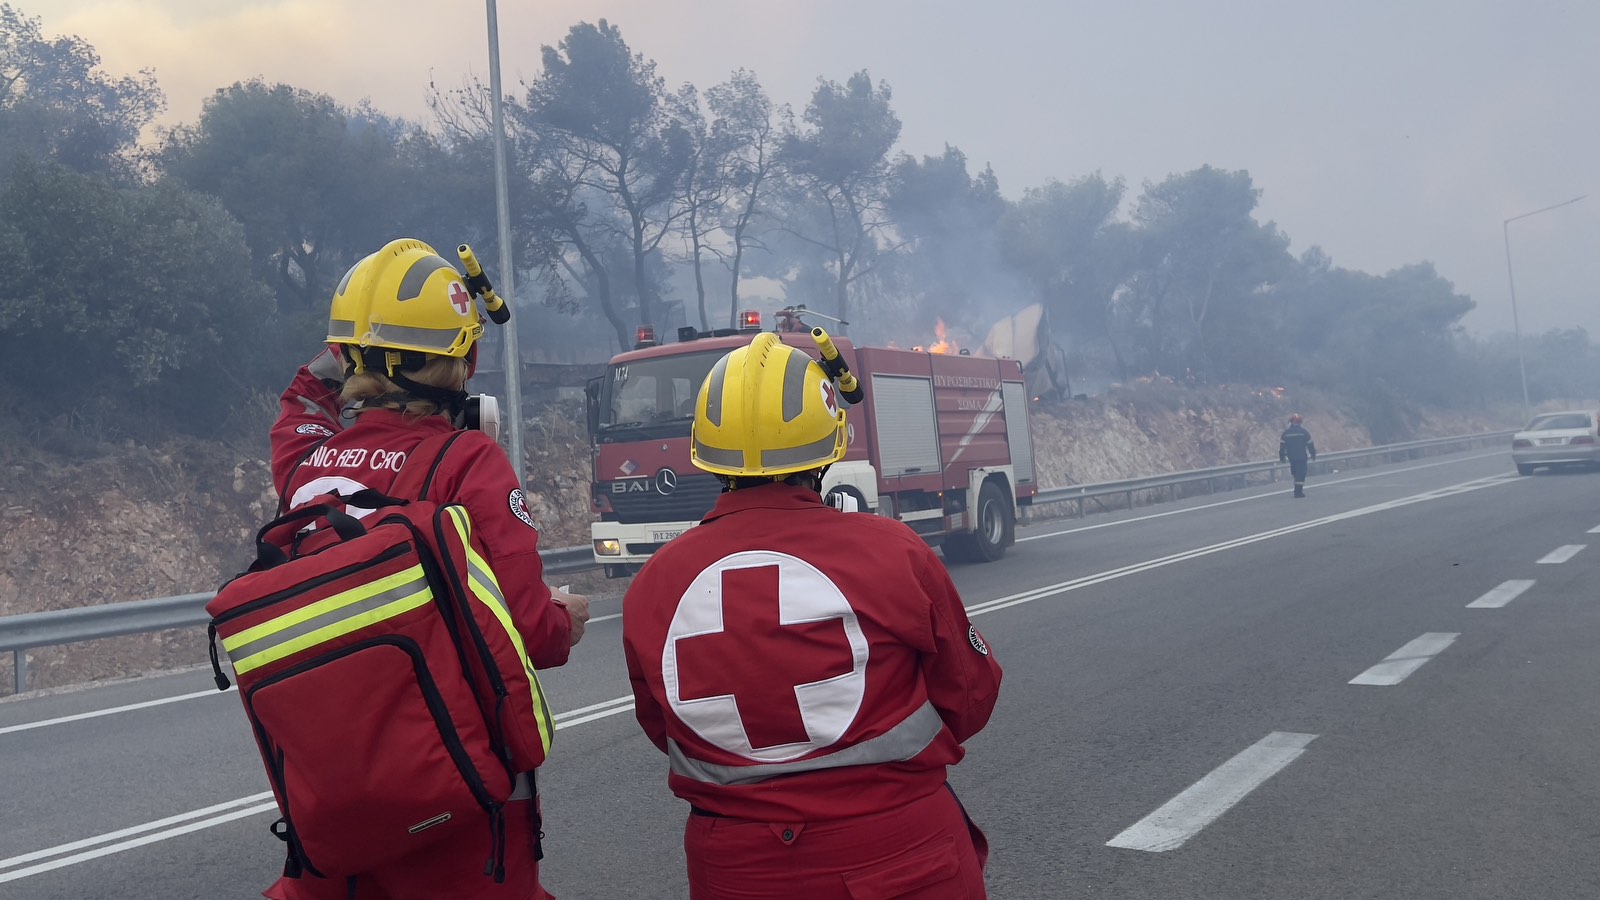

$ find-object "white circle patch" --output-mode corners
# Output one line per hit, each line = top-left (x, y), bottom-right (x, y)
(663, 550), (867, 763)
(968, 625), (989, 656)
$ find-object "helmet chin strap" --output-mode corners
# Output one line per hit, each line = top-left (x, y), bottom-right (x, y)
(722, 464), (830, 493)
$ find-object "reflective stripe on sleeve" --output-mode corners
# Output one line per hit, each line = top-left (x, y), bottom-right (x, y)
(666, 700), (944, 787)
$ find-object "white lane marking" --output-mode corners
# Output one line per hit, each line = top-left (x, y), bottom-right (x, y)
(1536, 545), (1585, 565)
(1018, 451), (1507, 543)
(1106, 732), (1317, 852)
(1467, 580), (1536, 609)
(1349, 633), (1460, 686)
(0, 695), (642, 882)
(0, 687), (237, 736)
(975, 474), (1519, 618)
(0, 792), (273, 872)
(0, 800), (280, 884)
(1589, 525), (1600, 534)
(554, 694), (633, 727)
(0, 470), (1520, 876)
(588, 612), (622, 624)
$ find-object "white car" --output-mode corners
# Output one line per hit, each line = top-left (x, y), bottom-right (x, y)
(1511, 410), (1600, 475)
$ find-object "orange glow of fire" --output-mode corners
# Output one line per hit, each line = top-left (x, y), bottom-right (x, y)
(928, 319), (956, 355)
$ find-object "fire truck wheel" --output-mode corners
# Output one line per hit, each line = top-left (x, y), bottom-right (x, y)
(942, 480), (1013, 564)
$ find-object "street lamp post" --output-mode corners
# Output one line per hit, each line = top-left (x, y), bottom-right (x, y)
(484, 0), (524, 480)
(1502, 194), (1586, 423)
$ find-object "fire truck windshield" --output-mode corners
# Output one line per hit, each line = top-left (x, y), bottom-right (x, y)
(597, 349), (727, 436)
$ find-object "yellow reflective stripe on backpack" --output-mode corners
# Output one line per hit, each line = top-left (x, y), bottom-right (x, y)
(222, 565), (432, 675)
(444, 506), (555, 753)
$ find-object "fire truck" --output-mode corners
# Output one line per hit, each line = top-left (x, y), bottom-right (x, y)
(584, 309), (1038, 577)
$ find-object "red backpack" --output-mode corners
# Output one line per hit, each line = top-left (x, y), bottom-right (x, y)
(206, 432), (554, 883)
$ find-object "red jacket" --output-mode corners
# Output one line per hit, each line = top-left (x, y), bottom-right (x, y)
(270, 356), (572, 669)
(622, 482), (1002, 821)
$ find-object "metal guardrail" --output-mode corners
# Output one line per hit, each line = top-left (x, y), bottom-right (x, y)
(0, 545), (597, 695)
(0, 431), (1513, 695)
(1028, 430), (1514, 517)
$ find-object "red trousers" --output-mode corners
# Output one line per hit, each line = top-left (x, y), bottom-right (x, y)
(684, 786), (989, 899)
(262, 798), (552, 900)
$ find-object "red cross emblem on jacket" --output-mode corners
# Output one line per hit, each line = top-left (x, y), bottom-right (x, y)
(664, 551), (867, 762)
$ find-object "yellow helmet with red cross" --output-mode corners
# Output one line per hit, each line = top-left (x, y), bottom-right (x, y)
(691, 332), (848, 477)
(327, 238), (482, 376)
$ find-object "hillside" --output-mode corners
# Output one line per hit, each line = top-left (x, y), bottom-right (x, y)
(0, 384), (1519, 695)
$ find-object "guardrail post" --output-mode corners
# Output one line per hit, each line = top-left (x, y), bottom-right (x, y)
(12, 649), (23, 695)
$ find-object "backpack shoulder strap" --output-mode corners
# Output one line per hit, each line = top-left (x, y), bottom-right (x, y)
(391, 430), (470, 502)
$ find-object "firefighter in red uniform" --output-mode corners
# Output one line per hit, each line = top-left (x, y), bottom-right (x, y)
(264, 238), (589, 900)
(622, 332), (1004, 898)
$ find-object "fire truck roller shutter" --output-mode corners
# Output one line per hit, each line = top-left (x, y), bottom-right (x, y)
(1002, 381), (1034, 484)
(870, 374), (940, 476)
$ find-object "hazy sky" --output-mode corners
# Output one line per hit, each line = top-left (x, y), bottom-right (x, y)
(45, 0), (1600, 338)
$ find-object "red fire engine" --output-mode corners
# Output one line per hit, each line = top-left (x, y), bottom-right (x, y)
(585, 309), (1038, 577)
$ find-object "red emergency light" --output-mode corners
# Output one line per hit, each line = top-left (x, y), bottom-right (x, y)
(635, 324), (657, 348)
(738, 310), (761, 330)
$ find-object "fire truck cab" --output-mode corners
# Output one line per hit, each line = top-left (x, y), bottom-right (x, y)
(585, 315), (1037, 577)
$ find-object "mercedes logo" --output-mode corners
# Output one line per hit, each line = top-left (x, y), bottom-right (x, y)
(654, 468), (679, 495)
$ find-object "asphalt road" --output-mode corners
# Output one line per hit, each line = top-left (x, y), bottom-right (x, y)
(3, 448), (1598, 899)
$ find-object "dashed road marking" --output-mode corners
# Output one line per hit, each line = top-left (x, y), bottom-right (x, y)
(1106, 732), (1317, 852)
(1467, 580), (1536, 609)
(1350, 633), (1459, 685)
(1536, 545), (1585, 565)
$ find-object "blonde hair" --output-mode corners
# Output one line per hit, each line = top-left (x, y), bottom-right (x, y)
(341, 356), (470, 419)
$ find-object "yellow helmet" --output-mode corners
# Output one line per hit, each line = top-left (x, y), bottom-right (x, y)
(691, 332), (848, 477)
(327, 238), (483, 375)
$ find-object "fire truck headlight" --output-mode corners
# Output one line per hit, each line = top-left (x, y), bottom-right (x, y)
(593, 539), (623, 557)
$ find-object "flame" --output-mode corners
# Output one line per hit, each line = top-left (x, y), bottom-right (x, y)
(928, 319), (956, 355)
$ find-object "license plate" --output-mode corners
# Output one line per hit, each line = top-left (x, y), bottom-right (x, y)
(651, 530), (685, 542)
(1539, 438), (1564, 445)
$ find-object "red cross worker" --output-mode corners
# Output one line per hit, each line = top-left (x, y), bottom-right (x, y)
(624, 333), (1003, 898)
(261, 239), (586, 900)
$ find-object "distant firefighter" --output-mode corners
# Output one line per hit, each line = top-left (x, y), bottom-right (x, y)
(1279, 413), (1318, 498)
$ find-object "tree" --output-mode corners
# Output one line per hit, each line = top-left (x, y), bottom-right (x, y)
(0, 4), (163, 179)
(1123, 166), (1292, 380)
(160, 80), (429, 312)
(517, 20), (692, 343)
(884, 146), (1015, 335)
(0, 159), (277, 436)
(998, 172), (1136, 377)
(669, 85), (720, 331)
(705, 69), (786, 327)
(778, 71), (901, 327)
